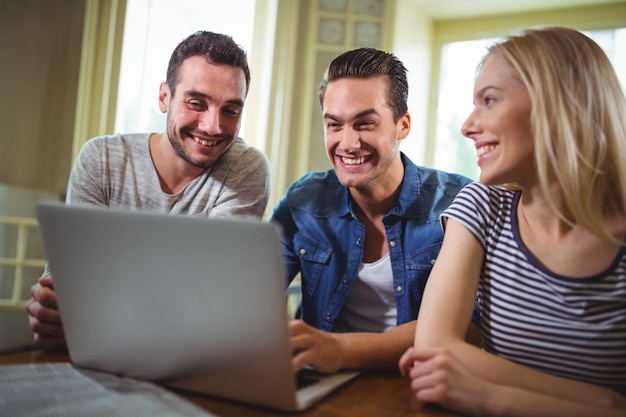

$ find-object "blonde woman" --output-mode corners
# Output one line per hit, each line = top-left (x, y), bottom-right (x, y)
(399, 26), (626, 416)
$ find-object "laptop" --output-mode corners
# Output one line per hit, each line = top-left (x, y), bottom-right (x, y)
(35, 201), (358, 412)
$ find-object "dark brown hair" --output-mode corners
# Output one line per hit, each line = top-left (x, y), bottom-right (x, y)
(165, 31), (250, 97)
(318, 48), (408, 122)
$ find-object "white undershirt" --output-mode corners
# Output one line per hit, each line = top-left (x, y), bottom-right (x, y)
(333, 253), (397, 333)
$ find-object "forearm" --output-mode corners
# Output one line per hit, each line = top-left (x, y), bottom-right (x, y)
(336, 321), (415, 370)
(485, 383), (626, 417)
(447, 341), (623, 408)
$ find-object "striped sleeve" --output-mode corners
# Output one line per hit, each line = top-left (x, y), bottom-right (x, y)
(440, 183), (626, 395)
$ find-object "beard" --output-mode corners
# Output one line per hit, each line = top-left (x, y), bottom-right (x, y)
(167, 124), (211, 169)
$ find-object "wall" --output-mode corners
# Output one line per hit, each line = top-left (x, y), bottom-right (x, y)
(392, 0), (432, 166)
(0, 0), (86, 352)
(0, 0), (85, 200)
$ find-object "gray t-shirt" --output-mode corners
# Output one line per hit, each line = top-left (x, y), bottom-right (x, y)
(42, 132), (270, 276)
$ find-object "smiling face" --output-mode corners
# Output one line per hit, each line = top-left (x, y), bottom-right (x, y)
(462, 53), (535, 186)
(159, 56), (247, 169)
(322, 76), (409, 194)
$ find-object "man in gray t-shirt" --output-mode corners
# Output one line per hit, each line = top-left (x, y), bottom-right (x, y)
(26, 31), (271, 350)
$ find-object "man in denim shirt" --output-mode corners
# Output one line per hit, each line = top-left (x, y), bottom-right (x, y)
(271, 48), (474, 373)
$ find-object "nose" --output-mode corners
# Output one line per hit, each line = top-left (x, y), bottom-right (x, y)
(198, 107), (222, 136)
(338, 128), (361, 152)
(461, 108), (480, 140)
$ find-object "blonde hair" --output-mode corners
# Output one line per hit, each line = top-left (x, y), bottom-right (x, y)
(486, 26), (626, 243)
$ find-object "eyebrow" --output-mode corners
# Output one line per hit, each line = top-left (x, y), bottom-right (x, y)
(323, 108), (378, 121)
(184, 90), (244, 107)
(475, 85), (503, 96)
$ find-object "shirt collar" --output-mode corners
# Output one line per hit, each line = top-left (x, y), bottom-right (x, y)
(340, 153), (420, 220)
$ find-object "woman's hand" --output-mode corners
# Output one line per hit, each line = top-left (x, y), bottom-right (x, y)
(399, 346), (492, 416)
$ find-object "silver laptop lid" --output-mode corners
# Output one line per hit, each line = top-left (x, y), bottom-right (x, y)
(36, 202), (310, 410)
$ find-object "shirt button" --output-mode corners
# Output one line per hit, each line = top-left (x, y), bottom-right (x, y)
(343, 279), (350, 285)
(356, 238), (361, 244)
(396, 285), (402, 292)
(430, 259), (436, 266)
(325, 313), (331, 319)
(389, 241), (396, 248)
(299, 248), (306, 255)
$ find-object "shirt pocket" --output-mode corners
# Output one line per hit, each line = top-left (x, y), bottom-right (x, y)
(293, 234), (332, 297)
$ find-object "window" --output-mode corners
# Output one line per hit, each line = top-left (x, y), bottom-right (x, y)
(433, 37), (499, 180)
(432, 28), (626, 180)
(114, 0), (257, 140)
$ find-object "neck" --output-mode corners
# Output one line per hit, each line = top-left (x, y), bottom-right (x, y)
(349, 156), (404, 218)
(518, 182), (574, 238)
(149, 133), (205, 194)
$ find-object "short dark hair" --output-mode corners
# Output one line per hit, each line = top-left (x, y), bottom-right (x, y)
(318, 48), (408, 122)
(165, 31), (250, 97)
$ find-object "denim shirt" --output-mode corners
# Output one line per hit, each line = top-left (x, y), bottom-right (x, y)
(270, 154), (472, 332)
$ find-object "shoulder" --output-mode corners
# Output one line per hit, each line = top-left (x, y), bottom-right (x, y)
(443, 183), (515, 250)
(277, 170), (345, 215)
(401, 155), (472, 194)
(412, 164), (472, 192)
(446, 183), (518, 225)
(455, 181), (489, 198)
(285, 170), (341, 196)
(212, 138), (270, 188)
(222, 137), (270, 167)
(455, 182), (516, 205)
(398, 155), (473, 216)
(78, 133), (150, 157)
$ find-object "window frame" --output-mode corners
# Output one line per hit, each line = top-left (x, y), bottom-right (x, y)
(424, 3), (626, 172)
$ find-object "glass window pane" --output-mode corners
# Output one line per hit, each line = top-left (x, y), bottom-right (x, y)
(432, 28), (626, 181)
(434, 38), (498, 180)
(115, 0), (256, 137)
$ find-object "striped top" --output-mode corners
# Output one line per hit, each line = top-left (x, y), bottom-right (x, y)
(443, 182), (626, 396)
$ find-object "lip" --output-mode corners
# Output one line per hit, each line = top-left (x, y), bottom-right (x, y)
(189, 133), (229, 150)
(475, 142), (497, 164)
(192, 135), (218, 147)
(335, 154), (372, 168)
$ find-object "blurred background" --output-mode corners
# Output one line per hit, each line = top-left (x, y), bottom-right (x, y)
(1, 0), (624, 351)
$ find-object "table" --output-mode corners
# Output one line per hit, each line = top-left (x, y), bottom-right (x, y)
(0, 349), (459, 417)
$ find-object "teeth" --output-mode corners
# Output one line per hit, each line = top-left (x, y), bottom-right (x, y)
(342, 156), (366, 165)
(477, 144), (496, 158)
(194, 137), (217, 147)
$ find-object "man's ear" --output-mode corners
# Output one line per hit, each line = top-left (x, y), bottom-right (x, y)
(158, 82), (170, 113)
(398, 112), (411, 140)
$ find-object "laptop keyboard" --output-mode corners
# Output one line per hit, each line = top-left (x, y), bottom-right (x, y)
(296, 368), (322, 390)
